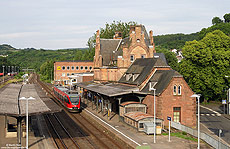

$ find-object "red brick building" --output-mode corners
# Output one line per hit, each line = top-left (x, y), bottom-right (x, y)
(54, 60), (94, 85)
(76, 25), (196, 127)
(94, 25), (155, 82)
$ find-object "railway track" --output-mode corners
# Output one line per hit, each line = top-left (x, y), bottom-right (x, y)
(45, 113), (80, 149)
(31, 74), (129, 149)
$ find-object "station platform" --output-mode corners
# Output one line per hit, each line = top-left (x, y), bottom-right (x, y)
(81, 100), (211, 149)
(0, 83), (60, 148)
(0, 114), (56, 149)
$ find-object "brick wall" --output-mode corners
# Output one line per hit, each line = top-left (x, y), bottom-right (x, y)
(54, 61), (94, 81)
(142, 77), (196, 127)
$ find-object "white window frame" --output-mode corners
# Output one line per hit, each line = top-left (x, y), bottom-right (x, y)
(80, 66), (83, 70)
(130, 55), (134, 62)
(67, 66), (70, 70)
(173, 85), (177, 95)
(76, 66), (79, 70)
(62, 66), (65, 70)
(178, 85), (182, 95)
(71, 66), (74, 70)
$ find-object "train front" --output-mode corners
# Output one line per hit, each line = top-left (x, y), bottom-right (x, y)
(68, 92), (81, 112)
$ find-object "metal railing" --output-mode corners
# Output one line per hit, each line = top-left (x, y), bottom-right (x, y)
(171, 121), (230, 149)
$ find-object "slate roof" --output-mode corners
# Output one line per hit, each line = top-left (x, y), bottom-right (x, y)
(0, 84), (61, 117)
(99, 25), (152, 66)
(119, 58), (170, 86)
(76, 81), (139, 97)
(100, 39), (121, 66)
(141, 70), (183, 95)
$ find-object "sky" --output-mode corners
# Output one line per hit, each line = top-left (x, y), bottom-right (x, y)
(0, 0), (229, 50)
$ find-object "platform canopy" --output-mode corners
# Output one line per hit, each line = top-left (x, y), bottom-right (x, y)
(0, 84), (61, 117)
(76, 81), (140, 97)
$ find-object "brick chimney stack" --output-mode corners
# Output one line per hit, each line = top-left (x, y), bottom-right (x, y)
(94, 30), (102, 67)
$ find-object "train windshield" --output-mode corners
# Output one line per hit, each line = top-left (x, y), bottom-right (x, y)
(70, 96), (80, 105)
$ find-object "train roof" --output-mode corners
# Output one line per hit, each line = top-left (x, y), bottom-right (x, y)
(55, 86), (79, 96)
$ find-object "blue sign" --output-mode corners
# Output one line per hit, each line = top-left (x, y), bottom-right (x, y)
(99, 99), (102, 103)
(167, 116), (171, 121)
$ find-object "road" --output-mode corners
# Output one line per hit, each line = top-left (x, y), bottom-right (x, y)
(200, 105), (230, 144)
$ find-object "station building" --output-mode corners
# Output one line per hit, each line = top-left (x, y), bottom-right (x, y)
(76, 24), (196, 128)
(54, 60), (94, 85)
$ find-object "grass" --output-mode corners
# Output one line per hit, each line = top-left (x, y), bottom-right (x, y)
(0, 78), (22, 88)
(162, 131), (198, 142)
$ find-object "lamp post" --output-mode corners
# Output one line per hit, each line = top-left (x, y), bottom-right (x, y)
(149, 86), (156, 143)
(3, 65), (5, 82)
(19, 97), (35, 149)
(191, 94), (201, 149)
(225, 76), (230, 115)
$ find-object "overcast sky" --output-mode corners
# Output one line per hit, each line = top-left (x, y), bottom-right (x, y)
(0, 0), (229, 49)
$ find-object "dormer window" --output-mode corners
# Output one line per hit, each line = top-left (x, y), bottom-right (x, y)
(130, 55), (134, 62)
(141, 55), (146, 59)
(126, 74), (132, 81)
(132, 74), (139, 81)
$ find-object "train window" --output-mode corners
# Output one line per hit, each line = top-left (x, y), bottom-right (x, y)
(67, 66), (70, 70)
(76, 66), (79, 70)
(71, 66), (74, 70)
(62, 66), (65, 70)
(65, 96), (70, 104)
(70, 96), (79, 105)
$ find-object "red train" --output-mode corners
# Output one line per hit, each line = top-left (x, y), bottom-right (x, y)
(53, 85), (81, 112)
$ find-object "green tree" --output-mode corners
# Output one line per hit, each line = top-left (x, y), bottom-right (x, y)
(223, 13), (230, 23)
(87, 21), (137, 49)
(40, 59), (54, 82)
(212, 17), (223, 25)
(199, 23), (230, 39)
(179, 30), (230, 102)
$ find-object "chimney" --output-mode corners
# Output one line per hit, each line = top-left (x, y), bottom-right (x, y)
(149, 30), (154, 45)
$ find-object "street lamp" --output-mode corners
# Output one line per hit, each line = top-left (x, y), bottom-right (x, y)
(225, 76), (230, 115)
(19, 97), (35, 149)
(149, 86), (156, 143)
(191, 94), (201, 149)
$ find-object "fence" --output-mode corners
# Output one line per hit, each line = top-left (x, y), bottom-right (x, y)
(171, 121), (230, 149)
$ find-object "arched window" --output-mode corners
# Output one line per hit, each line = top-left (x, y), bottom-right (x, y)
(71, 66), (74, 70)
(76, 66), (79, 70)
(173, 85), (177, 95)
(178, 85), (182, 95)
(67, 66), (70, 70)
(62, 66), (65, 70)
